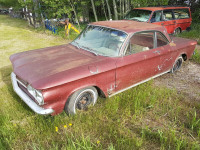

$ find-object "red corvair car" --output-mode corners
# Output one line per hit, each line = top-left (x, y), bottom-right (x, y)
(10, 20), (197, 115)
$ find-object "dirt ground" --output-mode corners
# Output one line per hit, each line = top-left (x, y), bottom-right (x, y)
(154, 45), (200, 102)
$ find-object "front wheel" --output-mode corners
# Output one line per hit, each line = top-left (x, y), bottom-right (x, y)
(64, 87), (98, 115)
(170, 57), (183, 73)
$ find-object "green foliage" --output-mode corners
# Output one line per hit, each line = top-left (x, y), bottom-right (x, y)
(178, 23), (200, 45)
(131, 0), (169, 7)
(191, 49), (200, 64)
(192, 8), (200, 23)
(41, 0), (71, 19)
(0, 0), (20, 8)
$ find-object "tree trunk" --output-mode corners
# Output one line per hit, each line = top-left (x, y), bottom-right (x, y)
(113, 0), (118, 20)
(105, 0), (112, 20)
(70, 1), (80, 29)
(120, 0), (122, 19)
(27, 8), (33, 26)
(23, 7), (27, 20)
(125, 0), (128, 13)
(122, 0), (124, 18)
(128, 0), (131, 11)
(32, 7), (36, 28)
(91, 0), (98, 22)
(101, 0), (108, 20)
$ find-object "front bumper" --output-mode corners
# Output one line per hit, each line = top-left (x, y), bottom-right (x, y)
(11, 72), (54, 115)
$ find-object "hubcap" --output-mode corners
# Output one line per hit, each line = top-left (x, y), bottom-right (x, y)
(76, 92), (93, 110)
(173, 58), (182, 72)
(175, 28), (180, 35)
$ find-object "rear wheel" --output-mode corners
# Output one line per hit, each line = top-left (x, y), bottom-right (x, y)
(174, 28), (181, 35)
(64, 87), (98, 115)
(170, 57), (183, 73)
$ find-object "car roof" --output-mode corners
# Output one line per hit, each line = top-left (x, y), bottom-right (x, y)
(135, 6), (189, 11)
(90, 20), (165, 34)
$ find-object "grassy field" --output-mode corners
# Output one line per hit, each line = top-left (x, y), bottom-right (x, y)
(0, 15), (200, 150)
(177, 23), (200, 64)
(178, 23), (200, 45)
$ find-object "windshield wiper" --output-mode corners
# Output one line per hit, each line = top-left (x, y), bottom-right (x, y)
(81, 46), (98, 56)
(72, 41), (80, 49)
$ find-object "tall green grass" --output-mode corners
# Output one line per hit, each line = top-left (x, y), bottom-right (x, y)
(0, 15), (200, 149)
(1, 81), (200, 149)
(192, 49), (200, 64)
(178, 23), (200, 45)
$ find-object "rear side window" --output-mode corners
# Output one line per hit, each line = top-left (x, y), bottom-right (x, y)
(151, 11), (162, 22)
(125, 32), (154, 55)
(163, 10), (174, 20)
(156, 32), (169, 47)
(173, 9), (190, 19)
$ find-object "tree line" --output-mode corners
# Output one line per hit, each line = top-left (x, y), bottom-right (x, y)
(0, 0), (199, 28)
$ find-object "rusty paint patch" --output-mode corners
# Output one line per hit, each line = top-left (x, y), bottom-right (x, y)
(157, 57), (173, 71)
(170, 42), (176, 47)
(88, 66), (98, 74)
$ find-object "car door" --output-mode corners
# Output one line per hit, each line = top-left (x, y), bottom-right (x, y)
(173, 8), (192, 31)
(153, 31), (174, 73)
(114, 31), (174, 93)
(114, 31), (161, 92)
(161, 9), (176, 34)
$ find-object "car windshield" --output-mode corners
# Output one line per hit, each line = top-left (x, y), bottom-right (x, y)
(71, 25), (127, 57)
(124, 9), (152, 22)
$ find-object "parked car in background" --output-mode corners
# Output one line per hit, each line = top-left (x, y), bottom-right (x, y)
(10, 20), (197, 116)
(0, 9), (9, 14)
(125, 6), (192, 34)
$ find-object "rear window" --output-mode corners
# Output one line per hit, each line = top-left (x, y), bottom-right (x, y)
(173, 9), (190, 19)
(125, 32), (154, 55)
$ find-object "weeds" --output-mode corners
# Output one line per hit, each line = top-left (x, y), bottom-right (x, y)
(0, 15), (200, 149)
(178, 23), (200, 44)
(192, 49), (200, 64)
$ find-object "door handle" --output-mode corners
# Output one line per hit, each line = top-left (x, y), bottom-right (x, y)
(153, 50), (160, 54)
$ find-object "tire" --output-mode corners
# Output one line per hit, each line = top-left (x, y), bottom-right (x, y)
(170, 56), (183, 73)
(174, 28), (181, 35)
(64, 87), (98, 115)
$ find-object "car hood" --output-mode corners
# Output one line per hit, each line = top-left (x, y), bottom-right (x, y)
(10, 44), (104, 89)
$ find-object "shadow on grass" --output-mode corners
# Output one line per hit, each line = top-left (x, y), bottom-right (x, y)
(0, 65), (12, 86)
(0, 14), (35, 31)
(0, 65), (59, 119)
(0, 65), (36, 113)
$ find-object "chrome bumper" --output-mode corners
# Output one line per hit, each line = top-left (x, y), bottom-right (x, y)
(11, 72), (54, 115)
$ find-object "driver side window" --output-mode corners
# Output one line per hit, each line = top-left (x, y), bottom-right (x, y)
(125, 31), (154, 55)
(151, 11), (162, 22)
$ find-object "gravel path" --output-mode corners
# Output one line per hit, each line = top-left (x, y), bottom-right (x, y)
(154, 45), (200, 102)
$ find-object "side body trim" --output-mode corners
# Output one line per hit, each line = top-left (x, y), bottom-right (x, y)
(109, 70), (170, 97)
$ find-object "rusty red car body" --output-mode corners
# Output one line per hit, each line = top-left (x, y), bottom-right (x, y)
(10, 20), (197, 115)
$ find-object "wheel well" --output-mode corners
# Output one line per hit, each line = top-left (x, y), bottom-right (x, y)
(94, 86), (106, 98)
(174, 27), (182, 33)
(181, 54), (187, 61)
(178, 27), (182, 32)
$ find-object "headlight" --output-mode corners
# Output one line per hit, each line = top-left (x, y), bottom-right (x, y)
(27, 85), (44, 105)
